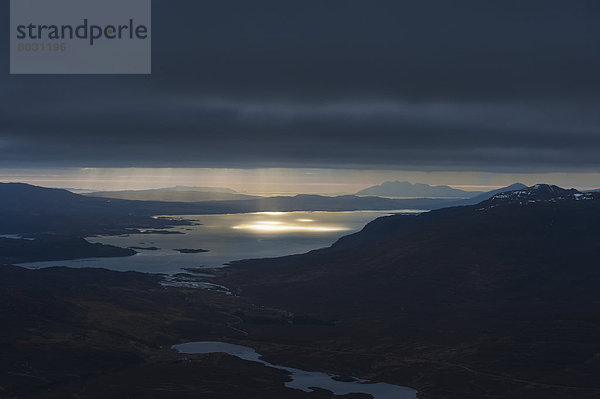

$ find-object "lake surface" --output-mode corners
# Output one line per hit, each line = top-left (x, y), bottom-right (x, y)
(173, 341), (418, 399)
(20, 210), (423, 275)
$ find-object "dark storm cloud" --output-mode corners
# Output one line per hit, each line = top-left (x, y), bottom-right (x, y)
(1, 0), (600, 170)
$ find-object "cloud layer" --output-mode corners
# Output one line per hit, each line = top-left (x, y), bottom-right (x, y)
(2, 0), (599, 171)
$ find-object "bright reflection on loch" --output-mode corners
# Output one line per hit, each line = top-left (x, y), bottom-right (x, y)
(233, 219), (349, 233)
(20, 210), (426, 273)
(257, 212), (286, 215)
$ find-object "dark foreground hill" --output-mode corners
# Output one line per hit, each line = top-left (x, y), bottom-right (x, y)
(0, 265), (318, 399)
(221, 185), (600, 398)
(0, 236), (136, 264)
(0, 183), (192, 235)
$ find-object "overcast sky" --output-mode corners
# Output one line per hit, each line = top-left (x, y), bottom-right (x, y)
(2, 1), (600, 185)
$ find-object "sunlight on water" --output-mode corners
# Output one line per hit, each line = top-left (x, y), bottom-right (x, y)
(256, 211), (286, 215)
(232, 212), (351, 233)
(19, 210), (425, 274)
(232, 219), (349, 233)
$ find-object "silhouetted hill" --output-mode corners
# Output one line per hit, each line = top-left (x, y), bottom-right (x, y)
(222, 185), (600, 396)
(0, 183), (95, 212)
(0, 183), (197, 235)
(0, 235), (135, 264)
(153, 186), (238, 193)
(227, 184), (600, 313)
(330, 183), (529, 250)
(356, 181), (483, 198)
(461, 182), (527, 204)
(482, 183), (580, 204)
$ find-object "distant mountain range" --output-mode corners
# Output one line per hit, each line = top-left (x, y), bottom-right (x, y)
(460, 182), (528, 203)
(222, 184), (600, 397)
(151, 186), (238, 193)
(356, 181), (486, 198)
(85, 187), (259, 202)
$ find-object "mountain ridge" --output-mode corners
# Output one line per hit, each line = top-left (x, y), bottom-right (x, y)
(356, 181), (484, 198)
(461, 182), (527, 203)
(85, 188), (259, 202)
(220, 184), (600, 397)
(484, 183), (580, 203)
